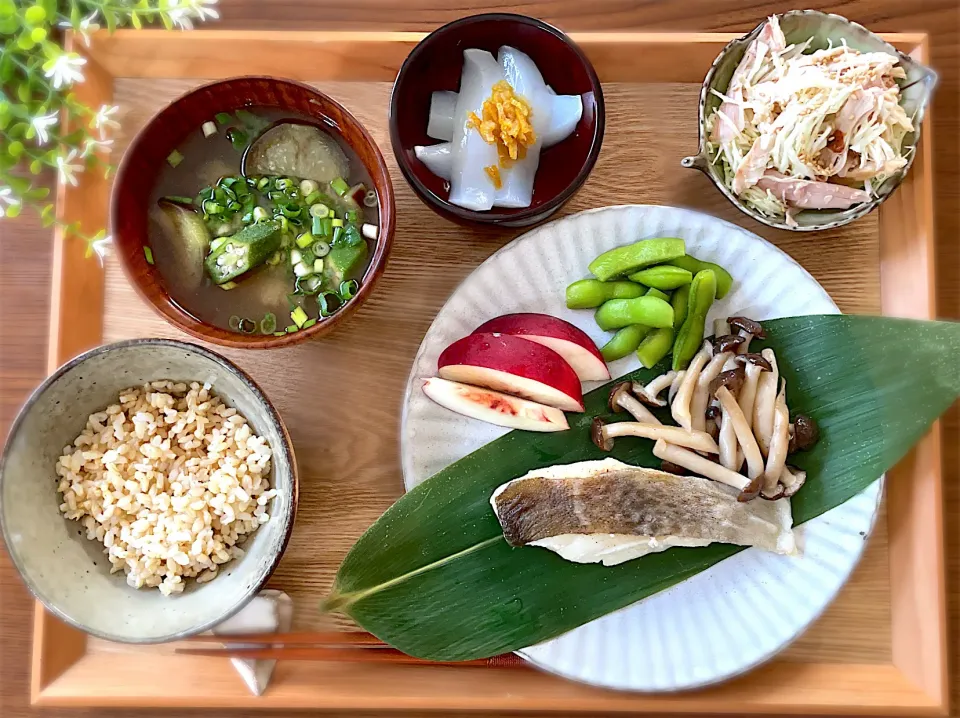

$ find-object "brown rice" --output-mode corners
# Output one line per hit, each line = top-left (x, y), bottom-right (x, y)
(56, 381), (276, 596)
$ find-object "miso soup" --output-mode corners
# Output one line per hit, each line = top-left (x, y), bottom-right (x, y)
(147, 108), (380, 336)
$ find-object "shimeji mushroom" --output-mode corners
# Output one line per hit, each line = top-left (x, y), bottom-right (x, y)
(691, 351), (733, 432)
(715, 385), (765, 481)
(591, 417), (720, 454)
(779, 464), (807, 498)
(711, 365), (746, 470)
(762, 380), (791, 495)
(608, 382), (661, 425)
(728, 316), (766, 355)
(752, 348), (780, 456)
(671, 342), (712, 431)
(791, 414), (820, 451)
(668, 370), (686, 404)
(652, 439), (762, 501)
(712, 334), (746, 354)
(737, 353), (773, 435)
(632, 370), (677, 407)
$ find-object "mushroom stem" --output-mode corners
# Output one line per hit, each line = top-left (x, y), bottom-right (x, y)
(752, 348), (780, 456)
(780, 465), (807, 498)
(737, 331), (753, 354)
(737, 361), (764, 433)
(668, 370), (686, 404)
(714, 318), (730, 337)
(653, 440), (761, 501)
(763, 380), (790, 493)
(632, 371), (676, 407)
(671, 343), (711, 432)
(609, 383), (662, 425)
(715, 386), (765, 480)
(691, 352), (731, 433)
(602, 421), (720, 454)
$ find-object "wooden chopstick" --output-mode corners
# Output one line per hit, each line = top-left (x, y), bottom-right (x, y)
(185, 631), (385, 647)
(175, 645), (525, 667)
(178, 631), (527, 667)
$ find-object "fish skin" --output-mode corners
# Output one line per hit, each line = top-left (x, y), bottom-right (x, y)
(491, 461), (794, 556)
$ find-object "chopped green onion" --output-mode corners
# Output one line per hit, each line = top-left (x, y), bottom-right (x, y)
(273, 331), (286, 337)
(313, 258), (324, 274)
(257, 177), (271, 191)
(296, 232), (315, 249)
(295, 274), (323, 295)
(220, 176), (238, 188)
(291, 306), (308, 328)
(162, 195), (194, 205)
(346, 209), (360, 223)
(280, 204), (302, 219)
(227, 201), (241, 212)
(238, 317), (257, 334)
(228, 315), (242, 331)
(304, 191), (321, 206)
(266, 251), (282, 266)
(285, 324), (298, 333)
(275, 178), (293, 191)
(260, 313), (277, 334)
(293, 262), (312, 277)
(202, 200), (223, 215)
(311, 240), (330, 258)
(252, 207), (269, 222)
(317, 292), (341, 317)
(363, 189), (378, 208)
(166, 150), (184, 168)
(339, 279), (359, 301)
(220, 281), (238, 290)
(311, 214), (323, 235)
(215, 112), (232, 125)
(331, 218), (344, 228)
(309, 203), (330, 218)
(290, 248), (303, 265)
(331, 226), (343, 244)
(278, 216), (289, 233)
(143, 246), (154, 265)
(300, 179), (319, 196)
(331, 177), (350, 196)
(302, 318), (317, 329)
(226, 127), (248, 152)
(319, 218), (333, 236)
(245, 176), (259, 187)
(234, 108), (259, 128)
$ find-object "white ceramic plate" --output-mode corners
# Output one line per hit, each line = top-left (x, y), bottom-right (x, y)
(400, 205), (882, 692)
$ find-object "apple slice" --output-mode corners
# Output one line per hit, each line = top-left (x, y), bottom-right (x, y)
(474, 313), (610, 381)
(438, 333), (584, 412)
(422, 378), (569, 432)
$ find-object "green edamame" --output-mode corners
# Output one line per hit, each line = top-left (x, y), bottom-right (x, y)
(601, 325), (650, 362)
(636, 327), (675, 369)
(588, 237), (686, 282)
(671, 284), (690, 330)
(628, 265), (693, 290)
(594, 296), (674, 332)
(671, 269), (717, 371)
(644, 287), (671, 302)
(566, 279), (645, 309)
(667, 255), (734, 298)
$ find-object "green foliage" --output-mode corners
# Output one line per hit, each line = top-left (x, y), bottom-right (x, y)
(0, 0), (219, 252)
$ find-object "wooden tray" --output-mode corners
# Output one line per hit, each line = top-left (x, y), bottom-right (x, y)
(35, 29), (945, 714)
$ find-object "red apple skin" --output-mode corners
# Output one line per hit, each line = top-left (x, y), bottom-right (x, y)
(473, 313), (610, 381)
(437, 333), (584, 412)
(422, 378), (569, 432)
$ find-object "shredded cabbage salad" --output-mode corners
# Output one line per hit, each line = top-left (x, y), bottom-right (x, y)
(707, 15), (914, 225)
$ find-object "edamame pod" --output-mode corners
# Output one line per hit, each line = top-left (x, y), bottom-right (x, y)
(671, 269), (717, 371)
(628, 265), (693, 290)
(566, 279), (645, 309)
(601, 325), (651, 362)
(594, 296), (674, 332)
(588, 237), (686, 282)
(644, 287), (671, 302)
(671, 284), (690, 330)
(636, 327), (675, 369)
(667, 255), (734, 298)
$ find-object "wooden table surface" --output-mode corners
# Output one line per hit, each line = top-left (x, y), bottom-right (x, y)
(1, 2), (956, 716)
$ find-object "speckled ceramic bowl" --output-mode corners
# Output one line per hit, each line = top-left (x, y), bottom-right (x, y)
(0, 339), (297, 643)
(682, 10), (937, 231)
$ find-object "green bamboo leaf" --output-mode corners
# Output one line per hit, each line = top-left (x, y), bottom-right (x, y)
(325, 315), (960, 661)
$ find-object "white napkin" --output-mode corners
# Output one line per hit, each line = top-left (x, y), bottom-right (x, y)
(212, 589), (293, 696)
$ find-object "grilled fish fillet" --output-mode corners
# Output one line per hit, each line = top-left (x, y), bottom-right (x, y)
(490, 458), (795, 566)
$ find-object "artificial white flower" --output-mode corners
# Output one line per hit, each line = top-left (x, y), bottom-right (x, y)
(59, 12), (101, 47)
(81, 137), (114, 158)
(90, 234), (114, 262)
(44, 53), (87, 90)
(0, 187), (19, 208)
(194, 0), (220, 21)
(92, 104), (120, 138)
(31, 111), (58, 145)
(56, 150), (83, 187)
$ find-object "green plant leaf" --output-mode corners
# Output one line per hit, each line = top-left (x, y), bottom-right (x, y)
(325, 315), (960, 661)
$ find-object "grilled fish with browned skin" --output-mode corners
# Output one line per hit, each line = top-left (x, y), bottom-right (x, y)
(491, 459), (795, 566)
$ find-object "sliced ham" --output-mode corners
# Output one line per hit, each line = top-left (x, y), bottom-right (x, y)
(755, 170), (871, 210)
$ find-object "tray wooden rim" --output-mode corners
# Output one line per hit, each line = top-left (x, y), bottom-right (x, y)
(34, 28), (946, 714)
